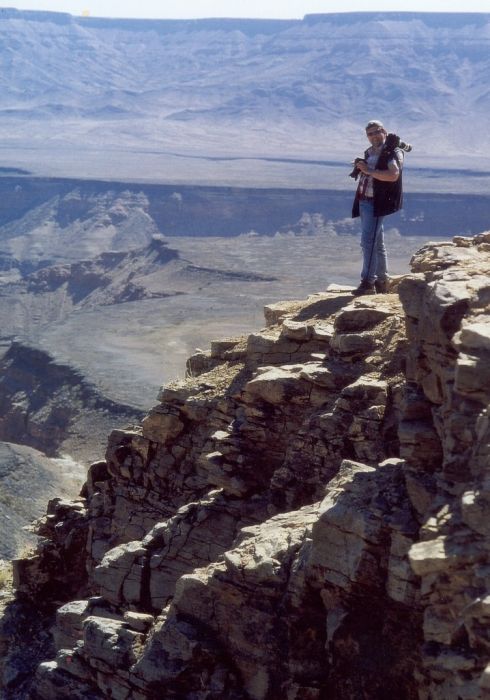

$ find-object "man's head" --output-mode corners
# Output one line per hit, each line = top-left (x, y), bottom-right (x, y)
(365, 120), (387, 147)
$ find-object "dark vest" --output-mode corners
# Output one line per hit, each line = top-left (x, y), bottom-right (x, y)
(352, 146), (403, 218)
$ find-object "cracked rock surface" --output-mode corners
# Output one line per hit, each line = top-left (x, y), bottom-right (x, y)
(1, 232), (489, 699)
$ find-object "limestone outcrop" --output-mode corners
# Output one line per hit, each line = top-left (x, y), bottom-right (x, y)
(1, 233), (489, 699)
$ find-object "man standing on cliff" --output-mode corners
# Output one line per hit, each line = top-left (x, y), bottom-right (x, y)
(351, 120), (404, 295)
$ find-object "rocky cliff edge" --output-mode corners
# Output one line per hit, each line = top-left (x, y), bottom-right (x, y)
(1, 232), (489, 700)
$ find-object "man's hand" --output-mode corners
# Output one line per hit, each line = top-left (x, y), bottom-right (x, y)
(356, 160), (370, 175)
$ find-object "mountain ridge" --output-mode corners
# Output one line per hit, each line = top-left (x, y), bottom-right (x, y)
(1, 8), (488, 28)
(0, 10), (489, 184)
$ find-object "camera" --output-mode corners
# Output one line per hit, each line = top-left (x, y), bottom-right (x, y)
(385, 132), (412, 153)
(349, 157), (367, 180)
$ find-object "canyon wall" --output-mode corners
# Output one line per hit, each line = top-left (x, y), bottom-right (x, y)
(0, 341), (143, 461)
(0, 179), (488, 251)
(1, 10), (490, 182)
(1, 233), (489, 699)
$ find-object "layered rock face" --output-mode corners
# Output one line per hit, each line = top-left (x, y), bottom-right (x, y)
(1, 233), (489, 699)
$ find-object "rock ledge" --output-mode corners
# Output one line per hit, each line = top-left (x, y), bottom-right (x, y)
(1, 232), (490, 700)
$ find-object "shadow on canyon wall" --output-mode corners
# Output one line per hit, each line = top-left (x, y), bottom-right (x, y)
(0, 177), (487, 241)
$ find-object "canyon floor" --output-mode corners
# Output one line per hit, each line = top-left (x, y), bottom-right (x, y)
(26, 230), (427, 407)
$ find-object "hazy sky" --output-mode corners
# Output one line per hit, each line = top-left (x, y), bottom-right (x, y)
(5, 1), (490, 19)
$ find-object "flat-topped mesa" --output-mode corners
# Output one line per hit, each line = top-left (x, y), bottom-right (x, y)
(1, 232), (489, 700)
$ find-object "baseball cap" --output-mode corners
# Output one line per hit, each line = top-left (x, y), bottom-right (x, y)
(365, 120), (385, 131)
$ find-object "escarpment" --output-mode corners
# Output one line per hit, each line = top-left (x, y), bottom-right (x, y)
(1, 233), (489, 700)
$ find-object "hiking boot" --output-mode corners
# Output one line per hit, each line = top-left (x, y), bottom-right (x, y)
(374, 278), (389, 294)
(352, 280), (376, 296)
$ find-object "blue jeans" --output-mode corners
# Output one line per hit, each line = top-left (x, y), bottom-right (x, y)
(359, 200), (388, 283)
